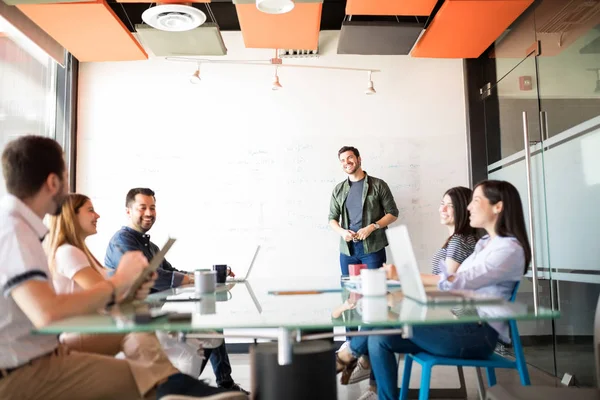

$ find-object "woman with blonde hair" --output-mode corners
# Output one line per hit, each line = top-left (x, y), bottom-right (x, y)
(46, 193), (246, 400)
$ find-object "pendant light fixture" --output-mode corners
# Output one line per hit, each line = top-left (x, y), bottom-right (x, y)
(365, 71), (376, 95)
(190, 64), (201, 84)
(272, 67), (282, 90)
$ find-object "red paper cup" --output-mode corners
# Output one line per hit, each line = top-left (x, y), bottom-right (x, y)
(349, 264), (367, 279)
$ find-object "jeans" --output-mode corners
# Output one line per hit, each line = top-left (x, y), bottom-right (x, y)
(340, 242), (386, 340)
(339, 241), (387, 276)
(360, 323), (499, 400)
(347, 328), (376, 386)
(200, 343), (233, 387)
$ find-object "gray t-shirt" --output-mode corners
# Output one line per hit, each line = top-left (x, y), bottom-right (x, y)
(345, 178), (365, 233)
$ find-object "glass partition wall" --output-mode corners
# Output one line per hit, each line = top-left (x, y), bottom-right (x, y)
(0, 15), (61, 198)
(481, 0), (600, 386)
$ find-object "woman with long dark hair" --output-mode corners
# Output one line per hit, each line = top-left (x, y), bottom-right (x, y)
(431, 186), (479, 275)
(336, 180), (531, 400)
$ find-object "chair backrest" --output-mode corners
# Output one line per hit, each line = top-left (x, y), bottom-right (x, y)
(509, 281), (520, 302)
(595, 294), (600, 387)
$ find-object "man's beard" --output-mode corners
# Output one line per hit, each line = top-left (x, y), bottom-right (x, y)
(50, 181), (66, 216)
(137, 217), (155, 233)
(345, 160), (360, 175)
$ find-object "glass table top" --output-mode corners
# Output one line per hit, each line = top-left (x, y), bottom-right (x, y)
(35, 277), (560, 335)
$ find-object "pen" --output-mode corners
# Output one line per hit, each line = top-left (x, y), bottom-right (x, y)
(269, 289), (342, 295)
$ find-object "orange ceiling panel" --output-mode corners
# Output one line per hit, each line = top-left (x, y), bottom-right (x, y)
(411, 0), (533, 58)
(236, 3), (321, 50)
(346, 0), (437, 16)
(17, 0), (148, 62)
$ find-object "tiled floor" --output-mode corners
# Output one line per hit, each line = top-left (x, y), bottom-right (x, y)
(199, 353), (561, 399)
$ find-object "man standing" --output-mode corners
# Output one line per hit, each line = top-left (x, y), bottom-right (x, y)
(0, 136), (243, 399)
(329, 146), (399, 275)
(105, 188), (248, 394)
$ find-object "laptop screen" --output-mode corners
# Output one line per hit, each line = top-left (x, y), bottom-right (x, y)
(385, 226), (428, 303)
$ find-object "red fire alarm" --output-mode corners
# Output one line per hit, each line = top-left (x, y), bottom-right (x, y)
(519, 76), (533, 91)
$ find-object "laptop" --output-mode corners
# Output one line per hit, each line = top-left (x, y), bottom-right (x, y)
(226, 245), (260, 283)
(386, 226), (504, 305)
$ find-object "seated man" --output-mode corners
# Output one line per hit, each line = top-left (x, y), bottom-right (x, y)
(105, 187), (247, 394)
(0, 135), (245, 399)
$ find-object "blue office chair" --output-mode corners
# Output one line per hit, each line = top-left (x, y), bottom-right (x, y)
(399, 282), (529, 400)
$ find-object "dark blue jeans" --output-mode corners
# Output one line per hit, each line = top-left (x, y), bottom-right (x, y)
(339, 241), (387, 276)
(200, 343), (233, 387)
(352, 324), (498, 400)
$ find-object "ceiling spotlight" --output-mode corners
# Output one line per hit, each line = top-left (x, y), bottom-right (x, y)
(365, 71), (376, 95)
(256, 0), (294, 14)
(272, 67), (282, 90)
(190, 65), (201, 84)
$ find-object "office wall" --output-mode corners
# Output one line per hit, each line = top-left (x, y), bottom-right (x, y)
(76, 31), (469, 278)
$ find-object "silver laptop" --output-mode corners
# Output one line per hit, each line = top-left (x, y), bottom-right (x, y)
(386, 226), (504, 305)
(227, 245), (260, 283)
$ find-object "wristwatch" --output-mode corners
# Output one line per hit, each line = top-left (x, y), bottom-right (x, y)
(373, 223), (380, 230)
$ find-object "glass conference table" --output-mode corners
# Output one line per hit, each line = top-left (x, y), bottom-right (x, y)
(37, 277), (559, 366)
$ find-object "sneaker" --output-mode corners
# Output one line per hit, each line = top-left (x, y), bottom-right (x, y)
(219, 382), (250, 395)
(356, 388), (378, 400)
(157, 373), (248, 399)
(347, 356), (371, 385)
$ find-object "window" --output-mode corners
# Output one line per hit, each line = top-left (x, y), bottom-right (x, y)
(0, 15), (60, 198)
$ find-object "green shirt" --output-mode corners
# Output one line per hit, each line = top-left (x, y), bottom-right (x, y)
(328, 172), (399, 256)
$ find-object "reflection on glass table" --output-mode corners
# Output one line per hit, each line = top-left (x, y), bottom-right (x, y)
(35, 277), (559, 335)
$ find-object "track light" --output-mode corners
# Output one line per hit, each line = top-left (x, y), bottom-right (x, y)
(365, 71), (376, 95)
(190, 64), (201, 84)
(256, 0), (294, 14)
(272, 67), (282, 90)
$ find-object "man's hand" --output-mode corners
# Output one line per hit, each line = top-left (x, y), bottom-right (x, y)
(134, 272), (158, 300)
(227, 268), (235, 278)
(110, 251), (149, 301)
(181, 274), (192, 285)
(382, 263), (399, 281)
(355, 224), (376, 241)
(341, 229), (356, 242)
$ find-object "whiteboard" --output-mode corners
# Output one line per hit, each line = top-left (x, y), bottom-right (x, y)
(75, 45), (469, 278)
(78, 134), (468, 277)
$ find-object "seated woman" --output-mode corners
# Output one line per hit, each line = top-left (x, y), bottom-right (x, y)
(46, 193), (246, 400)
(336, 180), (530, 400)
(430, 186), (479, 275)
(336, 186), (480, 400)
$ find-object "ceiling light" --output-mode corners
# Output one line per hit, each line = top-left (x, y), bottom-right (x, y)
(365, 71), (376, 95)
(190, 65), (201, 84)
(256, 0), (294, 15)
(272, 68), (282, 90)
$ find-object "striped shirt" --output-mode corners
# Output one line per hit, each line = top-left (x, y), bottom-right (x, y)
(430, 234), (478, 275)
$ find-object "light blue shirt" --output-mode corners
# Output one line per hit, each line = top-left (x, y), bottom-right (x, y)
(438, 235), (526, 341)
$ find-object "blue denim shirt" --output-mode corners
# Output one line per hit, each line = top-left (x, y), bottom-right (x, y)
(104, 226), (185, 292)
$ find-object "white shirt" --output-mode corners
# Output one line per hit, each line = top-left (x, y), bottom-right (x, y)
(438, 235), (525, 341)
(52, 244), (104, 294)
(0, 194), (58, 368)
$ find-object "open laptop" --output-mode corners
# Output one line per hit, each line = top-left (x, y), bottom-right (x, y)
(386, 226), (504, 305)
(226, 245), (260, 283)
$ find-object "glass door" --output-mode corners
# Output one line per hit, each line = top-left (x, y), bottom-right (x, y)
(481, 7), (557, 377)
(534, 0), (600, 386)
